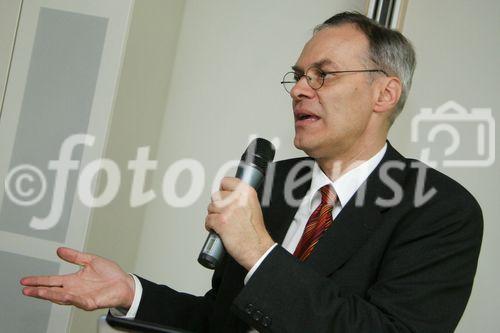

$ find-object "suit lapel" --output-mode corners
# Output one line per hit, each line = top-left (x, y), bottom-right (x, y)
(305, 193), (383, 275)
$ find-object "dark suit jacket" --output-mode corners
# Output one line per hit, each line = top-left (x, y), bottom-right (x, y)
(134, 143), (483, 333)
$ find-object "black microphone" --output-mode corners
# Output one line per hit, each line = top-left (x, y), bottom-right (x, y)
(198, 138), (276, 269)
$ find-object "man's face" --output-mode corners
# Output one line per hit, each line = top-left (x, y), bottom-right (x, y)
(291, 24), (381, 160)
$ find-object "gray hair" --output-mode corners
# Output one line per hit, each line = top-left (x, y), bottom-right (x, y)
(314, 12), (416, 122)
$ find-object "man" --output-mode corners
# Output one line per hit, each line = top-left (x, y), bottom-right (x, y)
(20, 12), (482, 333)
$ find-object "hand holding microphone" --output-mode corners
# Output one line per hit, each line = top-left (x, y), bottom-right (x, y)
(198, 138), (276, 270)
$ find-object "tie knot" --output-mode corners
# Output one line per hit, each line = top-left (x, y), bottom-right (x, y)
(320, 185), (336, 206)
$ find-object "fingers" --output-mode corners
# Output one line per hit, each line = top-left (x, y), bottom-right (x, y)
(57, 247), (95, 266)
(22, 286), (72, 305)
(22, 287), (95, 310)
(21, 249), (93, 286)
(219, 177), (252, 192)
(211, 189), (242, 212)
(205, 213), (214, 232)
(207, 177), (259, 232)
(205, 213), (224, 233)
(219, 177), (256, 200)
(210, 190), (233, 203)
(207, 202), (219, 214)
(20, 274), (66, 287)
(219, 177), (241, 191)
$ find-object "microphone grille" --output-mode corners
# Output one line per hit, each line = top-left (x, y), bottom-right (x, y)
(241, 138), (276, 172)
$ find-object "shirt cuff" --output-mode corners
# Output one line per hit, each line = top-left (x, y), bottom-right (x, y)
(109, 274), (143, 318)
(244, 243), (277, 285)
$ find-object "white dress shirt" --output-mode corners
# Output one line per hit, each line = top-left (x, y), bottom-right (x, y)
(112, 144), (388, 332)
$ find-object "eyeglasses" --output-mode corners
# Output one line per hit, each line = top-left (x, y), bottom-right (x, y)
(281, 67), (388, 93)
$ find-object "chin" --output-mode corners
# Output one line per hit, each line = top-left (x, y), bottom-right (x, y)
(293, 135), (304, 150)
(294, 136), (318, 158)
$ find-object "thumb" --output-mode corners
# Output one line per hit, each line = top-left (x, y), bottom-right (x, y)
(57, 247), (95, 266)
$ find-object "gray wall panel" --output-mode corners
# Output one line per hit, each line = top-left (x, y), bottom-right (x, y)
(0, 8), (108, 242)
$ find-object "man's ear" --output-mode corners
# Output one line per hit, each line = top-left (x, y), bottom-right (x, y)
(373, 77), (402, 114)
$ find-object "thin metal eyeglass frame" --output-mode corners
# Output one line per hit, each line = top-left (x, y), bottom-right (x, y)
(280, 68), (388, 93)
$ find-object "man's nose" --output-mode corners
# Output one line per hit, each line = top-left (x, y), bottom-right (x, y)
(290, 76), (316, 100)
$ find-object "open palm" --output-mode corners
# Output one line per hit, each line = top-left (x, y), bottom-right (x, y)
(20, 247), (135, 311)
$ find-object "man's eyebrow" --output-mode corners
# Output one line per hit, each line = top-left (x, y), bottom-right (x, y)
(291, 59), (338, 72)
(313, 59), (337, 69)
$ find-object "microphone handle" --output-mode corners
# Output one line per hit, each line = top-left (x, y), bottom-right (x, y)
(198, 162), (264, 269)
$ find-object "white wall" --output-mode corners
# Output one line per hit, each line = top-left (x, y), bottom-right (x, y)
(134, 0), (499, 330)
(69, 1), (185, 332)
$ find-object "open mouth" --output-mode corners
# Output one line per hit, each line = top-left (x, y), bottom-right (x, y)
(296, 113), (320, 122)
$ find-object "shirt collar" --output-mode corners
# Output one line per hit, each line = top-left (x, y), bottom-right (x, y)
(308, 143), (387, 209)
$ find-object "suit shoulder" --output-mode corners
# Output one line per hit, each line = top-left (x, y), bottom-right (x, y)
(384, 156), (483, 246)
(403, 158), (482, 216)
(384, 145), (480, 212)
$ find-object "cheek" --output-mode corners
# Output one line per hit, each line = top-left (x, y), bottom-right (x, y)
(317, 89), (352, 123)
(318, 83), (361, 111)
(317, 87), (371, 132)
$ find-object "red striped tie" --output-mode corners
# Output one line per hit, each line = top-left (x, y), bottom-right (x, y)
(293, 185), (337, 261)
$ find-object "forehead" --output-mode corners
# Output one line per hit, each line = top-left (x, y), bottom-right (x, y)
(295, 24), (369, 69)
